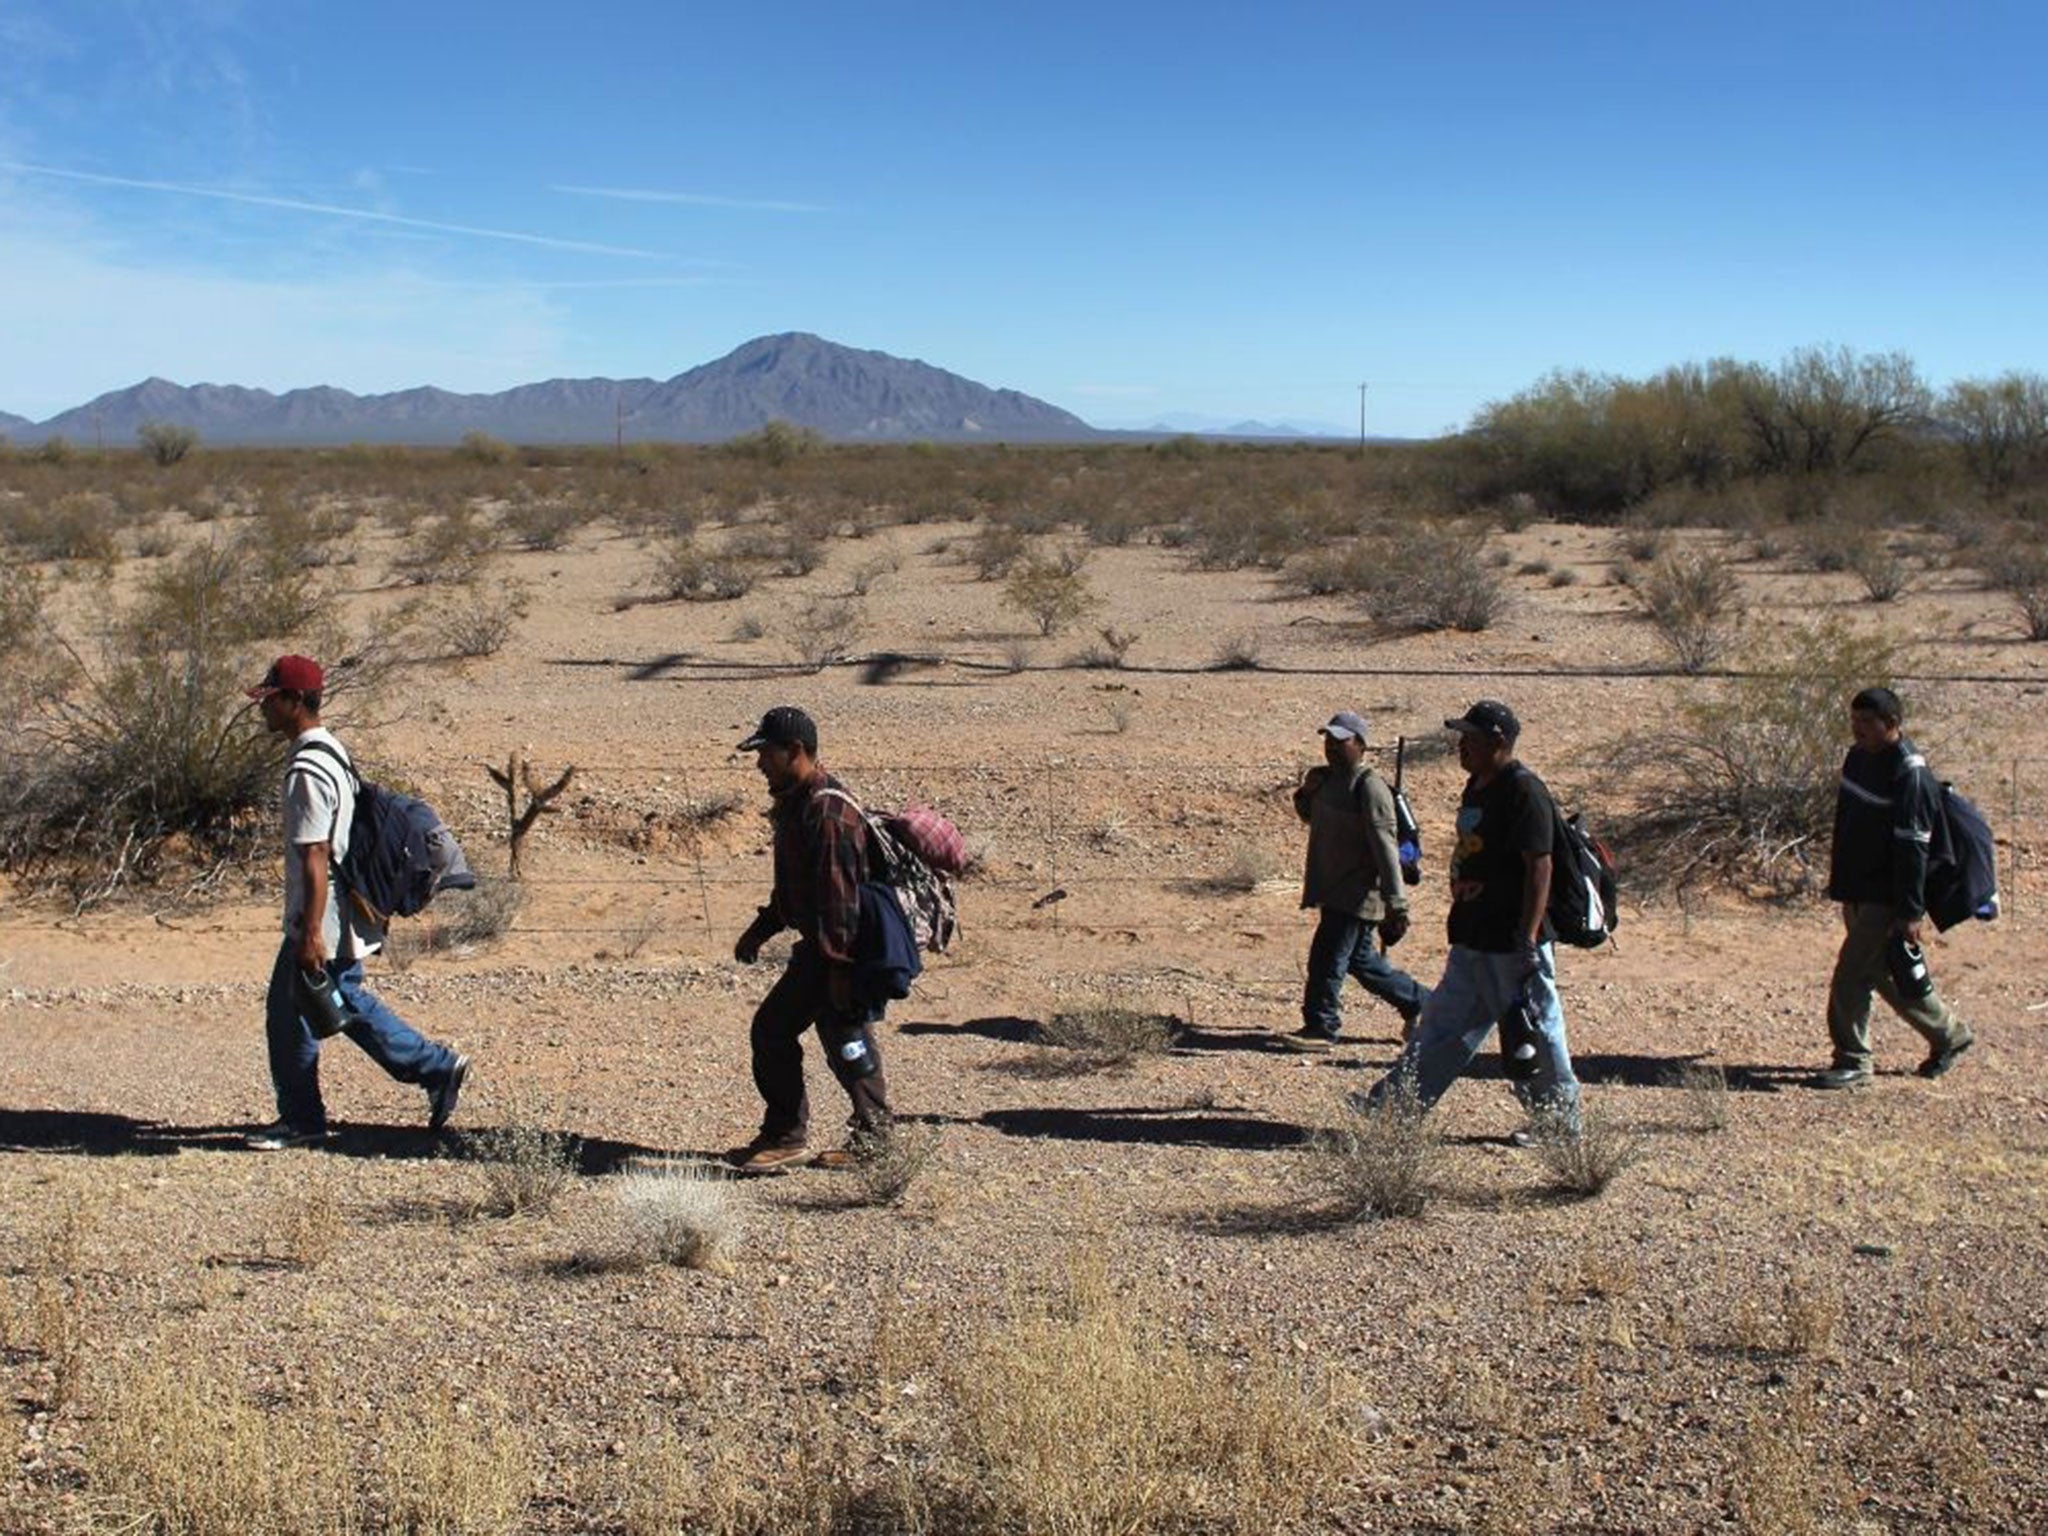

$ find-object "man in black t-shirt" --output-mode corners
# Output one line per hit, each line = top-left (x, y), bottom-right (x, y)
(1356, 700), (1581, 1138)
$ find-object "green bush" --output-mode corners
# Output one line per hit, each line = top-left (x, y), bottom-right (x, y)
(1356, 523), (1507, 632)
(1636, 549), (1746, 672)
(1602, 618), (1899, 894)
(1002, 548), (1100, 636)
(137, 421), (199, 466)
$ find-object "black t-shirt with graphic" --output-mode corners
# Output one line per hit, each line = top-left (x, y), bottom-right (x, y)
(1447, 763), (1556, 952)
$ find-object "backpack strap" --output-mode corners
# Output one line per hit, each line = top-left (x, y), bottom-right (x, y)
(290, 738), (360, 793)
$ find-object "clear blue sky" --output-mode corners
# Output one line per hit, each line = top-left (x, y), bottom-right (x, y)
(2, 0), (2042, 436)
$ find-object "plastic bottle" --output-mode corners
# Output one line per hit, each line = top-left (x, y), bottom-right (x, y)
(1884, 935), (1933, 1001)
(295, 966), (356, 1039)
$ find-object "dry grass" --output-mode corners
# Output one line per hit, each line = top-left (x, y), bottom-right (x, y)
(379, 1382), (532, 1536)
(1035, 1001), (1180, 1070)
(1530, 1107), (1644, 1198)
(263, 1169), (347, 1269)
(1669, 1060), (1731, 1132)
(1314, 1073), (1439, 1221)
(1730, 1389), (1844, 1536)
(948, 1261), (1351, 1536)
(89, 1346), (360, 1536)
(609, 1158), (746, 1271)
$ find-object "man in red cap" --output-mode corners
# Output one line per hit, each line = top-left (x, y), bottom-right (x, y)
(245, 655), (469, 1149)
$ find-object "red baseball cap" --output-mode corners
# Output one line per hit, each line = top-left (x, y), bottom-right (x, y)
(246, 654), (324, 699)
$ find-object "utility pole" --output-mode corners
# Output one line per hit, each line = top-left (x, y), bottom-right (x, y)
(1357, 383), (1369, 451)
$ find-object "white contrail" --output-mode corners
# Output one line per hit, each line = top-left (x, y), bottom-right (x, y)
(551, 183), (828, 214)
(2, 161), (667, 258)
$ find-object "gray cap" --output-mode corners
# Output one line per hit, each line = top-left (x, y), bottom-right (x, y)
(1319, 710), (1369, 742)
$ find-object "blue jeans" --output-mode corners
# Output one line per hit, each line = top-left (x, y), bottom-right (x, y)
(1302, 909), (1430, 1037)
(1368, 943), (1580, 1127)
(265, 941), (458, 1133)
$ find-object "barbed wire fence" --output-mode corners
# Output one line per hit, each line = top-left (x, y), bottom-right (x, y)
(7, 752), (2040, 952)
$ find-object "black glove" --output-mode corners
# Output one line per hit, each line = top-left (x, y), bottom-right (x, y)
(1379, 910), (1410, 948)
(734, 909), (779, 965)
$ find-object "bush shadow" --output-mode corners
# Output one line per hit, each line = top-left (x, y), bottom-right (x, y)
(978, 1104), (1310, 1152)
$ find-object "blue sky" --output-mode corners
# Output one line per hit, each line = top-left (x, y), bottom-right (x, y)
(1, 0), (2042, 436)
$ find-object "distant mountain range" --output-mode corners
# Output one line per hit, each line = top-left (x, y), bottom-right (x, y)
(1100, 411), (1353, 440)
(0, 333), (1102, 448)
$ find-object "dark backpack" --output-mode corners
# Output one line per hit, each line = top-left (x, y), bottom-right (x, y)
(1549, 810), (1620, 949)
(291, 741), (476, 925)
(1925, 783), (2000, 932)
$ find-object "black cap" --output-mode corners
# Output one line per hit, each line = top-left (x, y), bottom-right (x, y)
(738, 705), (818, 754)
(1444, 699), (1520, 746)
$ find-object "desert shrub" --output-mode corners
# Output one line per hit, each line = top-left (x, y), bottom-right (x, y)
(965, 520), (1031, 580)
(647, 535), (756, 602)
(848, 548), (901, 595)
(1178, 501), (1319, 570)
(463, 1110), (580, 1217)
(1529, 1107), (1643, 1198)
(948, 1264), (1347, 1536)
(499, 497), (585, 551)
(1206, 844), (1280, 891)
(1983, 541), (2048, 639)
(393, 876), (523, 958)
(1356, 522), (1507, 631)
(1601, 618), (1899, 893)
(725, 518), (827, 577)
(455, 429), (517, 465)
(0, 542), (332, 898)
(0, 564), (48, 654)
(1847, 534), (1910, 601)
(389, 504), (498, 586)
(1071, 624), (1138, 669)
(1210, 631), (1263, 670)
(133, 538), (334, 646)
(723, 419), (823, 464)
(1615, 525), (1669, 564)
(1635, 548), (1746, 673)
(1315, 1072), (1439, 1220)
(1002, 547), (1100, 636)
(845, 1123), (941, 1207)
(412, 580), (531, 658)
(1280, 540), (1378, 597)
(137, 420), (199, 466)
(4, 491), (121, 562)
(1037, 1002), (1179, 1069)
(788, 597), (863, 671)
(1793, 518), (1867, 573)
(608, 1160), (745, 1270)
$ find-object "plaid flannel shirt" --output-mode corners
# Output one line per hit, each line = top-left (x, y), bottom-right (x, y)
(768, 768), (868, 965)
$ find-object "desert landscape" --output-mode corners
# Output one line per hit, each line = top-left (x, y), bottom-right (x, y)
(3, 436), (2047, 1535)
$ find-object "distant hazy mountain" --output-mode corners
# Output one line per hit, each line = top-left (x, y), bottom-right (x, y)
(1098, 410), (1351, 439)
(6, 333), (1097, 447)
(0, 409), (31, 439)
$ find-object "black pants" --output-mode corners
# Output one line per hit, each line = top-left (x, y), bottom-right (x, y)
(750, 942), (892, 1145)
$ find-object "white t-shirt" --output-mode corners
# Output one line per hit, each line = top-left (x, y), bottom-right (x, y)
(282, 728), (384, 959)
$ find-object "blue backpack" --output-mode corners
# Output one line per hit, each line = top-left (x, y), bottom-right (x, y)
(291, 741), (476, 924)
(1925, 782), (2000, 933)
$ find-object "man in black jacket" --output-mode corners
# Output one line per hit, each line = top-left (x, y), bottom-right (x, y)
(1815, 687), (1974, 1089)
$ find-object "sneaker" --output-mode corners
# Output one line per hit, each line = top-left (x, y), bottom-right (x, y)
(729, 1138), (813, 1174)
(247, 1120), (331, 1151)
(1812, 1065), (1873, 1091)
(1918, 1033), (1975, 1080)
(1279, 1027), (1339, 1053)
(1506, 1127), (1537, 1149)
(428, 1055), (470, 1131)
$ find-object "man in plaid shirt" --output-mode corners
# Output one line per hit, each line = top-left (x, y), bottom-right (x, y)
(728, 706), (894, 1172)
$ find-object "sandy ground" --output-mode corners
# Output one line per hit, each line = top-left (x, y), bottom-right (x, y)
(5, 509), (2048, 1532)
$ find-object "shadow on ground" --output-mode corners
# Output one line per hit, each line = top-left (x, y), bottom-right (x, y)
(0, 1107), (685, 1174)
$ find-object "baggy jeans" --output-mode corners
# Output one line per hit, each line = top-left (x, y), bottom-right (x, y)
(1368, 942), (1580, 1128)
(1826, 901), (1968, 1071)
(1301, 908), (1430, 1037)
(265, 940), (459, 1134)
(750, 942), (892, 1146)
